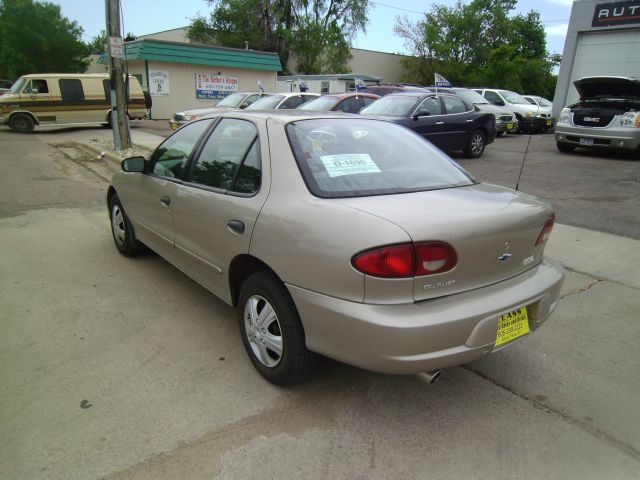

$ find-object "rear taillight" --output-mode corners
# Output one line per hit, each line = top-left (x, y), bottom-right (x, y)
(352, 242), (457, 278)
(535, 214), (555, 246)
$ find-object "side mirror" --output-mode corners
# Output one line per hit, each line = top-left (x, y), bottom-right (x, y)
(412, 111), (430, 120)
(495, 100), (505, 106)
(121, 156), (146, 172)
(239, 102), (248, 109)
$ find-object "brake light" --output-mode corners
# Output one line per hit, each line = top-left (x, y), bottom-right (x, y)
(352, 242), (457, 278)
(535, 214), (555, 246)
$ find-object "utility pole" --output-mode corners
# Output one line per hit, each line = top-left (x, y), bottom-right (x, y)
(105, 0), (131, 149)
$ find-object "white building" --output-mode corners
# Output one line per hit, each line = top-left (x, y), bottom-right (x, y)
(553, 0), (640, 117)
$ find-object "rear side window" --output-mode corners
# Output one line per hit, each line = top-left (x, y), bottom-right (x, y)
(337, 97), (362, 113)
(280, 96), (306, 109)
(191, 118), (260, 194)
(59, 79), (85, 103)
(442, 95), (470, 114)
(287, 119), (474, 198)
(415, 96), (443, 115)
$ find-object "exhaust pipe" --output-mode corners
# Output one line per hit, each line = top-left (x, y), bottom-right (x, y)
(418, 369), (442, 385)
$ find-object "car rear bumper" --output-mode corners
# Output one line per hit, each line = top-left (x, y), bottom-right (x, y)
(288, 257), (564, 374)
(555, 123), (640, 151)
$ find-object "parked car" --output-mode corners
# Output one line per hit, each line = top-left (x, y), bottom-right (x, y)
(428, 87), (519, 136)
(0, 73), (147, 133)
(555, 76), (640, 159)
(359, 92), (496, 158)
(523, 95), (553, 109)
(245, 92), (319, 110)
(107, 110), (563, 385)
(169, 91), (267, 130)
(364, 84), (430, 97)
(297, 92), (380, 113)
(0, 79), (13, 95)
(473, 88), (554, 133)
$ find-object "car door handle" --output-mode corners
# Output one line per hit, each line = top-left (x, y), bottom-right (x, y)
(160, 195), (171, 207)
(436, 121), (445, 125)
(227, 220), (245, 235)
(466, 119), (474, 122)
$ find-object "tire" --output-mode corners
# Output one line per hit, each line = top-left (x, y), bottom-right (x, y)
(556, 142), (575, 153)
(102, 112), (113, 129)
(10, 113), (35, 133)
(108, 193), (145, 257)
(238, 271), (318, 385)
(464, 129), (486, 158)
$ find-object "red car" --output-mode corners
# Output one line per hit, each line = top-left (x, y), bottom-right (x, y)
(297, 92), (380, 114)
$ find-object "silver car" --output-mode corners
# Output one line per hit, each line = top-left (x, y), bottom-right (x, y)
(555, 77), (640, 158)
(169, 91), (268, 130)
(107, 111), (564, 385)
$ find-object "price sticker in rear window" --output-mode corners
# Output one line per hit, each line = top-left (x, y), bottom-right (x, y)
(320, 154), (381, 177)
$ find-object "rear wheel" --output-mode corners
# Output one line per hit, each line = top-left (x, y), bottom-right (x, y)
(108, 194), (145, 257)
(238, 271), (318, 385)
(464, 129), (486, 158)
(556, 142), (575, 153)
(10, 113), (34, 133)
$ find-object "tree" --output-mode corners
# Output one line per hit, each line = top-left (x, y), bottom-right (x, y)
(0, 0), (90, 80)
(186, 0), (370, 74)
(394, 0), (560, 98)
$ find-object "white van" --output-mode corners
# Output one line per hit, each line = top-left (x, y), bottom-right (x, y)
(0, 73), (148, 132)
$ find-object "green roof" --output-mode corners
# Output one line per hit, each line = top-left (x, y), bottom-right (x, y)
(99, 39), (282, 72)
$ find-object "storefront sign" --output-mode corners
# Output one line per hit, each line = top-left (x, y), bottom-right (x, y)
(196, 73), (239, 99)
(149, 70), (170, 96)
(593, 1), (640, 27)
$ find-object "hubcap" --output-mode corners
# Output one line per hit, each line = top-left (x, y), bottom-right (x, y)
(471, 134), (484, 154)
(111, 204), (126, 246)
(244, 295), (283, 368)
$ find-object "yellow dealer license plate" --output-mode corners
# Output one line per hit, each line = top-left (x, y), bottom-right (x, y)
(495, 306), (530, 347)
(170, 123), (178, 130)
(546, 120), (552, 126)
(506, 123), (513, 130)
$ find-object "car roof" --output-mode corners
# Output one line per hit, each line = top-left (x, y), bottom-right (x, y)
(202, 109), (371, 125)
(322, 92), (380, 99)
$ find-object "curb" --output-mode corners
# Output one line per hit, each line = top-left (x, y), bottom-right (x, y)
(78, 141), (152, 166)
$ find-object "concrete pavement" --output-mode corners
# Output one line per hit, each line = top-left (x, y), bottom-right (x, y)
(1, 127), (639, 479)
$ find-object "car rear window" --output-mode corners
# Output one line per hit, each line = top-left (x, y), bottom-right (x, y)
(286, 119), (474, 198)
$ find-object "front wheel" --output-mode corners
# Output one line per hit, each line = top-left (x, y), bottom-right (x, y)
(464, 129), (486, 158)
(10, 113), (35, 133)
(238, 271), (317, 385)
(108, 194), (145, 257)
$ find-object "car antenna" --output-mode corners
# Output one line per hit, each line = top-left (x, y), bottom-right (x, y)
(515, 98), (542, 191)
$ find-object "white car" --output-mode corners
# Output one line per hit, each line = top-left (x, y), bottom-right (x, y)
(473, 88), (555, 133)
(245, 92), (320, 110)
(169, 92), (268, 130)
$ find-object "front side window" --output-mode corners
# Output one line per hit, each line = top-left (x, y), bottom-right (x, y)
(191, 118), (260, 194)
(280, 95), (307, 109)
(415, 96), (443, 116)
(287, 119), (474, 198)
(337, 97), (362, 113)
(151, 119), (213, 178)
(25, 79), (49, 94)
(483, 91), (503, 105)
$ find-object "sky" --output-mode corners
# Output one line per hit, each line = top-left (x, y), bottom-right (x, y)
(53, 0), (574, 57)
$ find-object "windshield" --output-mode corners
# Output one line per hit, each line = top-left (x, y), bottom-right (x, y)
(298, 96), (340, 111)
(499, 90), (530, 105)
(359, 95), (420, 117)
(216, 93), (247, 108)
(287, 118), (474, 198)
(453, 89), (489, 104)
(246, 95), (285, 110)
(9, 77), (26, 94)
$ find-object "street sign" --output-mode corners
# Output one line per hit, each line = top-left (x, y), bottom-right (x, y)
(109, 36), (123, 59)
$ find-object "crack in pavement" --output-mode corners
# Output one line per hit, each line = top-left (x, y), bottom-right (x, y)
(464, 365), (640, 463)
(560, 278), (602, 299)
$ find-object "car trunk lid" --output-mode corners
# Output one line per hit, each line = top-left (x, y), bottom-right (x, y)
(337, 183), (553, 301)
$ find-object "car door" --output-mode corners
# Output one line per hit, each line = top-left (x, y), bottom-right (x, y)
(120, 119), (214, 261)
(172, 117), (270, 303)
(404, 96), (447, 149)
(441, 95), (476, 150)
(21, 78), (55, 125)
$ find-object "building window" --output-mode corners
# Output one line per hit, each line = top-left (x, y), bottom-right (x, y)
(321, 81), (330, 93)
